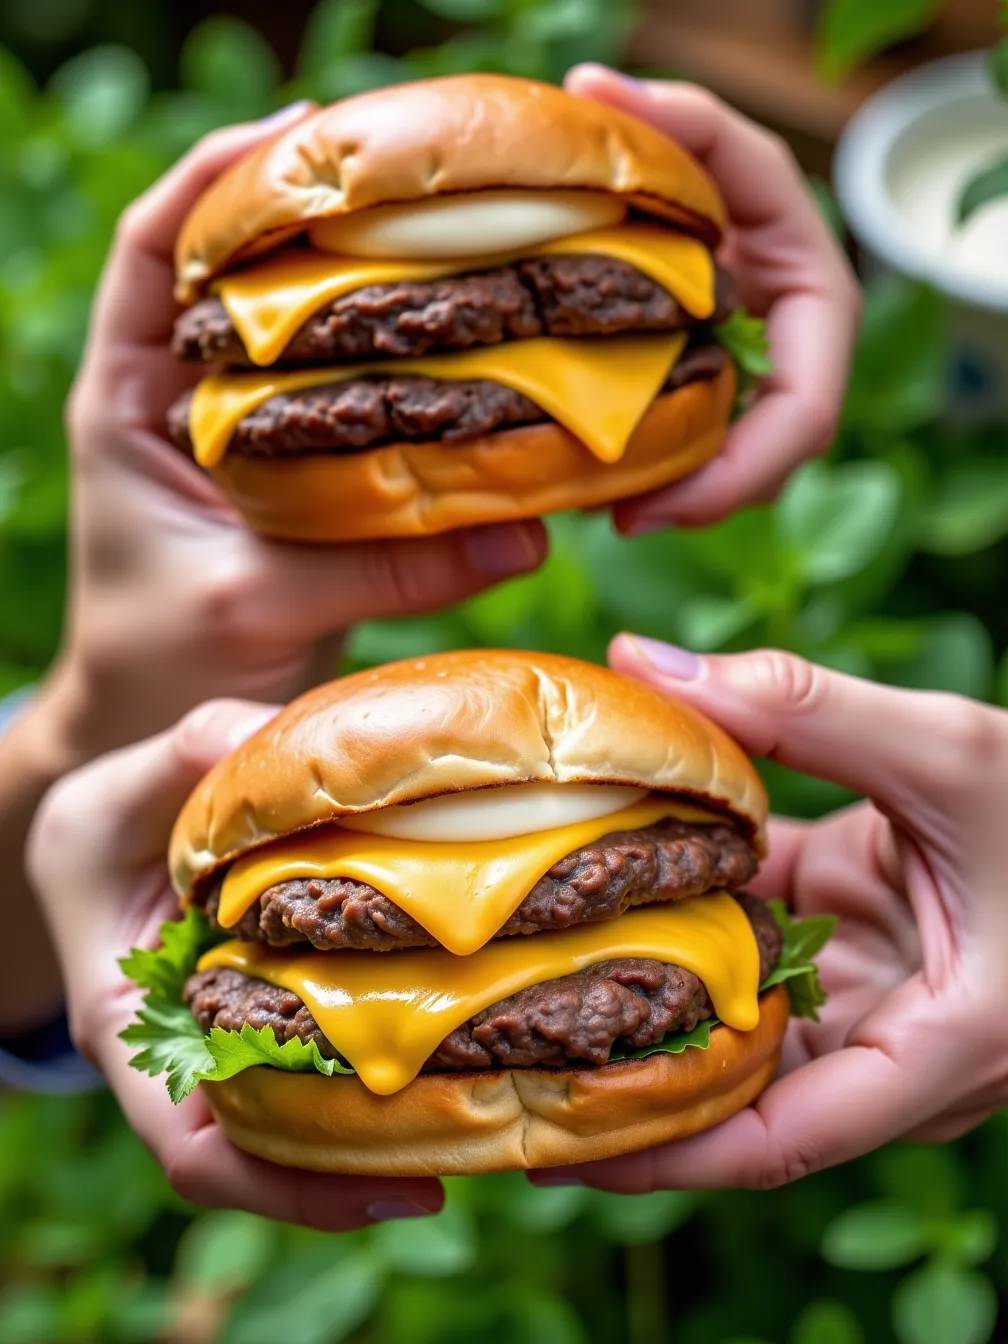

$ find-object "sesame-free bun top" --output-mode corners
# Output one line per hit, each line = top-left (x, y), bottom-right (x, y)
(175, 74), (727, 302)
(169, 650), (767, 901)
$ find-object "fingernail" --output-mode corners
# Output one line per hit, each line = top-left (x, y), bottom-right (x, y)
(365, 1199), (437, 1222)
(626, 636), (702, 680)
(260, 99), (314, 130)
(529, 1175), (584, 1187)
(607, 70), (647, 91)
(626, 516), (671, 536)
(465, 523), (542, 578)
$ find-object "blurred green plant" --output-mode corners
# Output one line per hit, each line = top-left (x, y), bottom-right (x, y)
(0, 3), (1007, 1343)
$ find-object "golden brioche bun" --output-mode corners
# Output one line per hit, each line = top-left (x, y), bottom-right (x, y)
(170, 646), (767, 901)
(202, 984), (788, 1175)
(206, 363), (734, 544)
(175, 74), (726, 301)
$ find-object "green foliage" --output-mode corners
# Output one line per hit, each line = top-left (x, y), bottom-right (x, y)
(956, 156), (1008, 226)
(814, 0), (940, 81)
(1, 4), (1008, 1343)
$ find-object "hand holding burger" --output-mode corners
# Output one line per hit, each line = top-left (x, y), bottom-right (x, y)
(532, 638), (1008, 1191)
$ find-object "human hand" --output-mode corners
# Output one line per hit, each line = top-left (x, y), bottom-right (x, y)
(55, 101), (546, 759)
(532, 636), (1008, 1191)
(27, 698), (445, 1228)
(564, 65), (861, 530)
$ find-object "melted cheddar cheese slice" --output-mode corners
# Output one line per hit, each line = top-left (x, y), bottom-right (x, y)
(215, 223), (715, 367)
(198, 892), (760, 1095)
(188, 331), (687, 471)
(217, 797), (716, 957)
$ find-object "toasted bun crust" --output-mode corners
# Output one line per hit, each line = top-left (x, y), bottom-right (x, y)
(202, 985), (788, 1174)
(170, 644), (768, 900)
(206, 364), (734, 544)
(175, 75), (726, 301)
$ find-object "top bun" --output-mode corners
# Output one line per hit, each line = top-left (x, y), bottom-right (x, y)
(175, 74), (726, 302)
(170, 650), (767, 901)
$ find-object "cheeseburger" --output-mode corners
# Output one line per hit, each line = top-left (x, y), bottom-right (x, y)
(166, 75), (763, 543)
(125, 651), (829, 1175)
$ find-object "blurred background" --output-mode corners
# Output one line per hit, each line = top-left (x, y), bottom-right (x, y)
(1, 1), (1007, 1341)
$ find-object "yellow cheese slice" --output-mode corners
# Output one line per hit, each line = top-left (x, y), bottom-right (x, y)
(198, 892), (760, 1095)
(189, 330), (687, 471)
(217, 797), (717, 957)
(215, 223), (714, 367)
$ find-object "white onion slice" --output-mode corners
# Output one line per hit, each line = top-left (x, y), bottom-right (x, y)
(338, 783), (649, 843)
(309, 190), (627, 259)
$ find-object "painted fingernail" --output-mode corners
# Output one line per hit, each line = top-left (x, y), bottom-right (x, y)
(626, 516), (671, 536)
(465, 523), (543, 578)
(627, 636), (702, 680)
(365, 1199), (436, 1222)
(529, 1175), (584, 1187)
(260, 99), (314, 129)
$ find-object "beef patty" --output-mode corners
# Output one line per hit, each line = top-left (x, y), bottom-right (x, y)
(203, 816), (758, 953)
(173, 254), (738, 367)
(185, 894), (781, 1073)
(168, 343), (729, 459)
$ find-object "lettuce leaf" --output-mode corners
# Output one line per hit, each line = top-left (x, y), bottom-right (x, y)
(713, 310), (774, 382)
(122, 901), (834, 1101)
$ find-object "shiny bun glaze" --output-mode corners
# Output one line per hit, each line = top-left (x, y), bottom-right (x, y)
(205, 366), (734, 543)
(174, 74), (727, 301)
(169, 648), (768, 902)
(201, 984), (788, 1174)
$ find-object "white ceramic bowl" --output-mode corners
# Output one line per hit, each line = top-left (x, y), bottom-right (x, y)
(834, 51), (1008, 419)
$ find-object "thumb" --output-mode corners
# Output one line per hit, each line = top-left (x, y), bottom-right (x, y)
(249, 520), (548, 641)
(608, 635), (1001, 825)
(29, 699), (279, 894)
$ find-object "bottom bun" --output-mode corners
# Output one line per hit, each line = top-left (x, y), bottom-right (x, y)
(204, 982), (788, 1176)
(208, 364), (735, 543)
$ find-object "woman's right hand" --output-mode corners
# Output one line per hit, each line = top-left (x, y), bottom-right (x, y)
(54, 101), (547, 762)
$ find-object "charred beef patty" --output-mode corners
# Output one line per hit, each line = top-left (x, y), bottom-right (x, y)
(168, 343), (729, 459)
(185, 894), (780, 1072)
(173, 254), (739, 367)
(203, 817), (758, 953)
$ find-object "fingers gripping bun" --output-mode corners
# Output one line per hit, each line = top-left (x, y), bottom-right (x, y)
(169, 647), (768, 900)
(175, 74), (727, 300)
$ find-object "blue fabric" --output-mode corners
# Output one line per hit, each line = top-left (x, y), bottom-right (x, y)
(0, 686), (104, 1094)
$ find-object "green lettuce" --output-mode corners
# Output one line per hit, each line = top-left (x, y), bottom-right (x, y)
(713, 310), (774, 383)
(121, 901), (834, 1101)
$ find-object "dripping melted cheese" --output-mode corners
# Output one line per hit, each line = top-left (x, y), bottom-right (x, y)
(198, 892), (761, 1095)
(216, 797), (717, 957)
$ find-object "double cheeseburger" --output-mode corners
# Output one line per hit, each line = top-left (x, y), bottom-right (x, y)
(126, 651), (821, 1176)
(167, 75), (749, 542)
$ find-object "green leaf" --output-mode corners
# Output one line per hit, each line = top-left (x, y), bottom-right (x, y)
(297, 0), (381, 74)
(0, 1283), (60, 1343)
(916, 461), (1008, 556)
(790, 1299), (865, 1344)
(588, 1189), (695, 1245)
(762, 901), (836, 1021)
(222, 1248), (383, 1344)
(119, 905), (213, 999)
(843, 280), (948, 434)
(50, 46), (149, 147)
(677, 595), (755, 651)
(180, 17), (280, 111)
(956, 156), (1008, 227)
(892, 1264), (997, 1344)
(938, 1211), (998, 1269)
(779, 461), (901, 586)
(889, 614), (993, 699)
(714, 311), (774, 380)
(376, 1202), (476, 1277)
(173, 1210), (278, 1295)
(201, 1022), (354, 1085)
(821, 1201), (930, 1271)
(419, 0), (503, 19)
(0, 47), (35, 136)
(815, 0), (939, 81)
(987, 36), (1008, 99)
